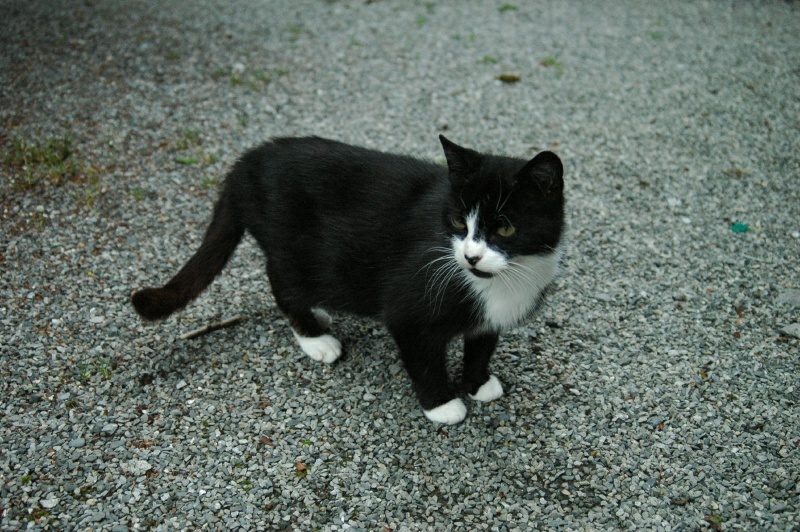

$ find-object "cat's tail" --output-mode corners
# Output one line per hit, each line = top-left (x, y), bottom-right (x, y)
(131, 181), (244, 321)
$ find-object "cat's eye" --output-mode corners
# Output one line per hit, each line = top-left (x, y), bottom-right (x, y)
(451, 216), (466, 229)
(497, 225), (516, 237)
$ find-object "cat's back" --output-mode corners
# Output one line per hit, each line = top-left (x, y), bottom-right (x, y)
(240, 136), (441, 191)
(233, 137), (447, 225)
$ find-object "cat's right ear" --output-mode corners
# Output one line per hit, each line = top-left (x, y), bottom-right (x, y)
(440, 135), (482, 185)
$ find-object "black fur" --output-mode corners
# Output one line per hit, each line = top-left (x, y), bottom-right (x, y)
(132, 135), (564, 419)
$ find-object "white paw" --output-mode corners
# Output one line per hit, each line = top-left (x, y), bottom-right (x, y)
(294, 333), (341, 364)
(469, 375), (504, 402)
(424, 398), (467, 425)
(312, 309), (332, 330)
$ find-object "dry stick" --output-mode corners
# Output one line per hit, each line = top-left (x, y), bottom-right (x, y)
(180, 315), (245, 340)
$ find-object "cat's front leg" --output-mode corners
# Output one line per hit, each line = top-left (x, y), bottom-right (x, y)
(389, 325), (466, 425)
(463, 332), (504, 402)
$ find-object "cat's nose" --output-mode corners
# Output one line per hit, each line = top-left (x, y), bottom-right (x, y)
(465, 254), (481, 266)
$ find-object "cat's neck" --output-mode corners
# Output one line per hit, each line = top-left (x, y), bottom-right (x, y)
(466, 248), (562, 333)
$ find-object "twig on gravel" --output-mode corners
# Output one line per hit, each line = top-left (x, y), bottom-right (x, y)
(180, 316), (245, 340)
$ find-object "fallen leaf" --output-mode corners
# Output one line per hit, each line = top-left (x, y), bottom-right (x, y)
(496, 74), (521, 83)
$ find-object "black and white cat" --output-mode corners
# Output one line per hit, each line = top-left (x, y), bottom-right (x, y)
(132, 135), (564, 424)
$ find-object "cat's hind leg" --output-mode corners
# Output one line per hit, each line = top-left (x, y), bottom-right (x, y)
(295, 332), (341, 364)
(266, 257), (342, 363)
(311, 308), (332, 330)
(280, 305), (341, 364)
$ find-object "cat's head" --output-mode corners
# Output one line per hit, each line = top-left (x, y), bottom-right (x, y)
(440, 135), (564, 280)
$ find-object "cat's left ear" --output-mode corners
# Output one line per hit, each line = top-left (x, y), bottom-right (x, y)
(440, 135), (483, 185)
(514, 151), (563, 198)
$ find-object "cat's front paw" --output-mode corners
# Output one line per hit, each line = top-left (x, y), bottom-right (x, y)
(424, 398), (467, 425)
(295, 333), (341, 364)
(469, 375), (504, 402)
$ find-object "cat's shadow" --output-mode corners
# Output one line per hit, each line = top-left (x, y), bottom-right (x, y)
(138, 307), (401, 382)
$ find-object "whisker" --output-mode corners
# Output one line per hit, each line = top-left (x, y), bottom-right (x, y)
(426, 260), (452, 297)
(497, 190), (512, 213)
(499, 269), (523, 292)
(504, 262), (549, 291)
(422, 248), (470, 314)
(509, 270), (541, 293)
(439, 264), (465, 311)
(415, 245), (456, 278)
(504, 267), (534, 297)
(414, 257), (447, 293)
(440, 263), (473, 314)
(431, 263), (457, 311)
(508, 263), (546, 286)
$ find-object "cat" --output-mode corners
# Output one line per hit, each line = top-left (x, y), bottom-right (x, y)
(131, 135), (564, 425)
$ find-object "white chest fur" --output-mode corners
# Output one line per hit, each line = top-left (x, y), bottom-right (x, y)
(466, 249), (561, 332)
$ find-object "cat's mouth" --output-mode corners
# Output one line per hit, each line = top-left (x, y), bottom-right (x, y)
(469, 268), (494, 279)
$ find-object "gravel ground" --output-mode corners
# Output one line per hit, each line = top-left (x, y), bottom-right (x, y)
(2, 0), (799, 529)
